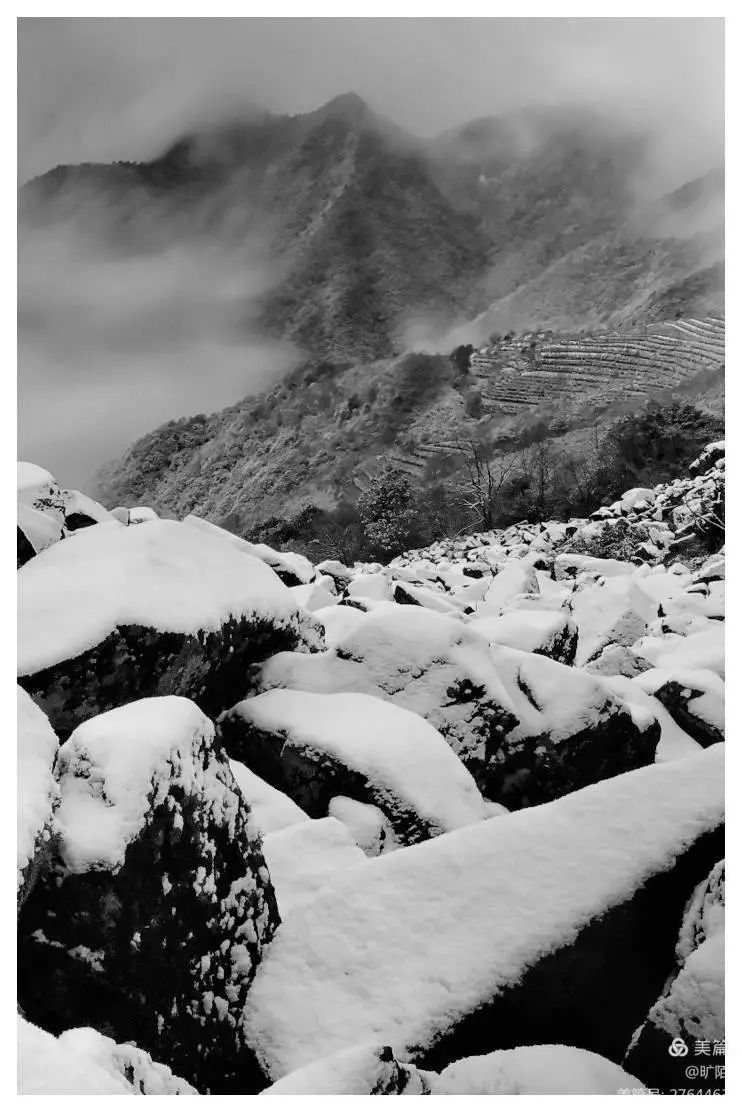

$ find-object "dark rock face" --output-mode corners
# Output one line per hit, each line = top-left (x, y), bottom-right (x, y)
(625, 860), (725, 1094)
(485, 712), (661, 810)
(64, 511), (100, 531)
(19, 615), (319, 742)
(17, 526), (37, 569)
(417, 826), (724, 1076)
(18, 706), (279, 1095)
(218, 713), (438, 846)
(652, 681), (724, 749)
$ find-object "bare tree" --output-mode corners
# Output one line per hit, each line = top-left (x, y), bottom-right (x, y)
(455, 440), (519, 531)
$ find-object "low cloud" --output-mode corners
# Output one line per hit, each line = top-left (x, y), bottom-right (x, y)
(18, 226), (298, 488)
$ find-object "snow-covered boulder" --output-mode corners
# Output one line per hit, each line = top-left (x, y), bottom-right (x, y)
(582, 643), (652, 678)
(289, 579), (338, 613)
(620, 487), (656, 513)
(470, 608), (578, 665)
(329, 796), (397, 856)
(242, 747), (724, 1080)
(260, 1041), (642, 1096)
(18, 1017), (197, 1094)
(17, 504), (63, 566)
(18, 461), (66, 523)
(229, 759), (309, 834)
(17, 688), (59, 904)
(261, 1044), (429, 1095)
(570, 573), (655, 666)
(476, 559), (539, 616)
(62, 489), (114, 530)
(315, 558), (354, 593)
(182, 513), (314, 585)
(262, 817), (367, 912)
(430, 1044), (644, 1095)
(625, 860), (725, 1093)
(554, 554), (635, 581)
(249, 605), (519, 795)
(18, 518), (322, 739)
(635, 667), (724, 749)
(250, 607), (658, 807)
(219, 689), (490, 845)
(18, 697), (279, 1094)
(481, 645), (659, 807)
(601, 675), (701, 765)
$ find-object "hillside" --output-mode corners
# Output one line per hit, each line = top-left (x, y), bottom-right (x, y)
(96, 315), (725, 542)
(21, 97), (723, 365)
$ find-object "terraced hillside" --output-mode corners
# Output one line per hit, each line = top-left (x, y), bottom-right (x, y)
(469, 316), (725, 414)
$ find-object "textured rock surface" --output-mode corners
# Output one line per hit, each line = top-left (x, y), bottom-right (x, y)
(18, 697), (279, 1094)
(18, 519), (322, 739)
(625, 860), (725, 1093)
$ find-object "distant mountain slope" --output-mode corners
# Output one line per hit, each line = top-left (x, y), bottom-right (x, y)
(95, 316), (725, 537)
(21, 97), (724, 365)
(20, 95), (489, 362)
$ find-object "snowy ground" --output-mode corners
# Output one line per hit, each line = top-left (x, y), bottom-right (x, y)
(16, 443), (725, 1094)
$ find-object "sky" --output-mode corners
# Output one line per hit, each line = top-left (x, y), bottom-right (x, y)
(17, 17), (725, 489)
(18, 17), (724, 184)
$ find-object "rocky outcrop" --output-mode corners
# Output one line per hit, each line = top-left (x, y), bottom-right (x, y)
(625, 860), (725, 1093)
(219, 689), (489, 845)
(242, 748), (724, 1082)
(251, 610), (659, 809)
(18, 518), (322, 740)
(18, 697), (279, 1094)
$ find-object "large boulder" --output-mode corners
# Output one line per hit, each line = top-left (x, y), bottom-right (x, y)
(248, 605), (520, 795)
(635, 668), (724, 749)
(262, 817), (367, 913)
(182, 514), (315, 586)
(469, 608), (578, 666)
(480, 645), (659, 807)
(260, 1042), (643, 1096)
(625, 861), (725, 1093)
(17, 688), (59, 906)
(219, 689), (490, 845)
(17, 519), (322, 740)
(261, 1044), (430, 1095)
(250, 609), (659, 808)
(430, 1045), (644, 1095)
(18, 1016), (198, 1094)
(18, 697), (280, 1094)
(242, 748), (724, 1081)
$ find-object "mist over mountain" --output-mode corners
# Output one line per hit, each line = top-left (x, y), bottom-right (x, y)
(19, 87), (723, 488)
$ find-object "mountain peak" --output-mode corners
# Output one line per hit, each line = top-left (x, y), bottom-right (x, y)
(313, 91), (371, 124)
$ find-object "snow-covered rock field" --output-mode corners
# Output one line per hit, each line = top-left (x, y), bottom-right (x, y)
(16, 444), (725, 1094)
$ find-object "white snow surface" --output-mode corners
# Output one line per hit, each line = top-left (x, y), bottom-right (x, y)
(17, 503), (63, 554)
(17, 687), (59, 888)
(229, 759), (309, 834)
(262, 817), (367, 911)
(17, 1017), (197, 1094)
(431, 1044), (643, 1095)
(182, 513), (315, 583)
(228, 689), (489, 835)
(55, 696), (220, 872)
(260, 1044), (427, 1095)
(243, 746), (724, 1078)
(18, 518), (303, 676)
(328, 796), (397, 856)
(469, 609), (575, 656)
